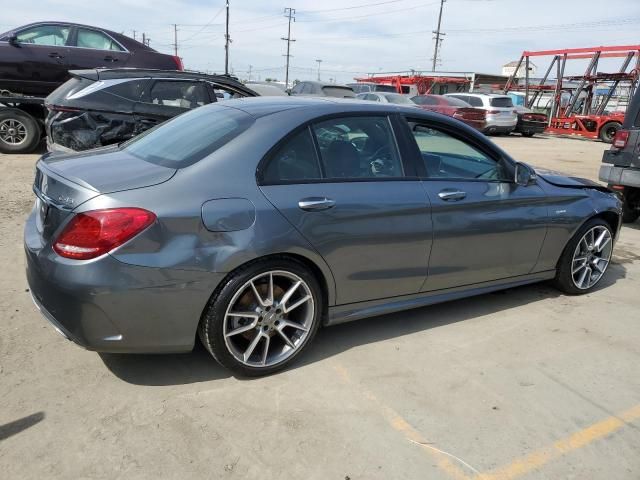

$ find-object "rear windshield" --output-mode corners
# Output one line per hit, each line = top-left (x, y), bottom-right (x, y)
(46, 77), (94, 104)
(490, 97), (513, 108)
(443, 96), (472, 108)
(374, 84), (397, 93)
(122, 105), (254, 168)
(322, 86), (355, 98)
(383, 93), (413, 105)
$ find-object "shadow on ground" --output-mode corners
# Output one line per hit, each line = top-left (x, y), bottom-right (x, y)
(0, 412), (45, 442)
(100, 262), (627, 386)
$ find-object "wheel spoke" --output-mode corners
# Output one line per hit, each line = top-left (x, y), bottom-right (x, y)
(250, 280), (270, 307)
(243, 331), (264, 362)
(577, 266), (589, 288)
(595, 232), (611, 252)
(593, 258), (609, 273)
(280, 319), (309, 332)
(572, 258), (587, 275)
(267, 272), (274, 306)
(225, 320), (258, 338)
(283, 294), (311, 314)
(227, 311), (260, 319)
(260, 335), (271, 365)
(280, 281), (301, 311)
(276, 327), (296, 349)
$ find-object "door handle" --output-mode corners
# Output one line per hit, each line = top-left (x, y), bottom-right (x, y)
(438, 190), (466, 201)
(298, 197), (336, 211)
(104, 56), (118, 62)
(48, 52), (63, 58)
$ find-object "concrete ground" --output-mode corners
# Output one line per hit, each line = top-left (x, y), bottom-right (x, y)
(1, 135), (639, 480)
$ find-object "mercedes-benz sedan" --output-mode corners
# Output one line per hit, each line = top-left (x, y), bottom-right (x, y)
(25, 97), (622, 376)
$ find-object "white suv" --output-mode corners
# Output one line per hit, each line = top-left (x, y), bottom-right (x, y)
(445, 93), (517, 134)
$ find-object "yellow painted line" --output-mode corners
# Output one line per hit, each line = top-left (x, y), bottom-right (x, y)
(475, 404), (640, 480)
(332, 363), (473, 480)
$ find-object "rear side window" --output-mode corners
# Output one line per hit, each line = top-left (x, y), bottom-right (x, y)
(444, 96), (472, 108)
(413, 96), (437, 105)
(105, 79), (149, 101)
(322, 87), (355, 98)
(375, 85), (397, 93)
(17, 24), (69, 46)
(490, 97), (513, 108)
(467, 96), (484, 107)
(148, 81), (209, 108)
(76, 28), (123, 51)
(262, 128), (321, 183)
(123, 105), (254, 168)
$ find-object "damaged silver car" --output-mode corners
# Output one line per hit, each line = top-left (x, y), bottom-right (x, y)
(44, 69), (258, 152)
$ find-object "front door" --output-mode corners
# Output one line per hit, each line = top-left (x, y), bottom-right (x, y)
(259, 115), (433, 305)
(66, 27), (130, 69)
(404, 120), (548, 291)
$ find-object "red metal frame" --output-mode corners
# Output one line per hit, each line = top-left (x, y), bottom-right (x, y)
(353, 75), (470, 94)
(504, 45), (640, 141)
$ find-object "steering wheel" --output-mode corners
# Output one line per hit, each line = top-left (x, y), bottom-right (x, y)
(368, 145), (394, 175)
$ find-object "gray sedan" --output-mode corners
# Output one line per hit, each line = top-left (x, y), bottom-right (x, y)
(25, 97), (621, 376)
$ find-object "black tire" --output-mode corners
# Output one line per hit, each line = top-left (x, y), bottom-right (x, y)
(552, 218), (613, 295)
(198, 257), (323, 376)
(0, 109), (41, 154)
(599, 121), (622, 144)
(522, 132), (535, 138)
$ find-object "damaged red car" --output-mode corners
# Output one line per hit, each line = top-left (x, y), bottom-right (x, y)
(45, 69), (258, 152)
(411, 94), (487, 131)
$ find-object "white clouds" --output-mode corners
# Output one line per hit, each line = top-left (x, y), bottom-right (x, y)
(2, 0), (640, 82)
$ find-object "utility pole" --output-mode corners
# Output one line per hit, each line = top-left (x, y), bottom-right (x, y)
(225, 0), (230, 75)
(172, 24), (178, 56)
(282, 7), (296, 89)
(248, 64), (252, 81)
(316, 59), (322, 81)
(132, 30), (137, 40)
(431, 0), (446, 71)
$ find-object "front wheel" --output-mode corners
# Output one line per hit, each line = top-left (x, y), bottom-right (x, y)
(599, 121), (622, 143)
(553, 219), (614, 295)
(198, 258), (322, 376)
(522, 131), (535, 138)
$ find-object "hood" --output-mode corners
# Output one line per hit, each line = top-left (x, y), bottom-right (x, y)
(535, 167), (610, 192)
(39, 146), (176, 194)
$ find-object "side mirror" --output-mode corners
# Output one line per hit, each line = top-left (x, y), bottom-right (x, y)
(8, 34), (19, 47)
(515, 162), (536, 186)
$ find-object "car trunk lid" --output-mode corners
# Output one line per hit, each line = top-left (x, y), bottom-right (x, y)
(34, 147), (176, 241)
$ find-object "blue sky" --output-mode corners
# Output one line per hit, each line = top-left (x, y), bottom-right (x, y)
(3, 0), (640, 83)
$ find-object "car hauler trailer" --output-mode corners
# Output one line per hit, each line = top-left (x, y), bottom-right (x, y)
(504, 45), (640, 143)
(0, 92), (46, 154)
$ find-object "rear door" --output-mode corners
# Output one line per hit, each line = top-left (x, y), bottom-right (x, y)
(402, 117), (548, 290)
(0, 23), (71, 93)
(259, 114), (433, 305)
(66, 27), (130, 69)
(133, 79), (211, 131)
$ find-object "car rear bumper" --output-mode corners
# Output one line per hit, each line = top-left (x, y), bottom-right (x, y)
(483, 125), (515, 134)
(516, 120), (547, 134)
(24, 211), (225, 353)
(599, 164), (640, 188)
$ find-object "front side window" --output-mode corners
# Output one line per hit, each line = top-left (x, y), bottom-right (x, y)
(312, 116), (404, 179)
(16, 24), (70, 46)
(76, 29), (123, 51)
(148, 81), (209, 108)
(409, 123), (510, 181)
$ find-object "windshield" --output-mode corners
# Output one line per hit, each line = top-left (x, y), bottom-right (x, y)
(383, 94), (414, 105)
(122, 105), (254, 168)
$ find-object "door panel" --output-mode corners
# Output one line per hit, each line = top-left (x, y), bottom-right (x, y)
(66, 27), (130, 69)
(421, 180), (548, 290)
(261, 182), (433, 305)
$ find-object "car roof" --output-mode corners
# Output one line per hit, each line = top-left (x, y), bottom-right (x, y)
(301, 81), (353, 89)
(70, 68), (258, 95)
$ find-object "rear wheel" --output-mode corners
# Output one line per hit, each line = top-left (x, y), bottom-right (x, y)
(198, 258), (322, 376)
(0, 109), (41, 154)
(553, 219), (614, 295)
(599, 121), (622, 143)
(522, 131), (535, 138)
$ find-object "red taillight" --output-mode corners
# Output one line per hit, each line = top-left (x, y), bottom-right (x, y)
(172, 55), (184, 70)
(613, 129), (629, 149)
(45, 103), (81, 113)
(53, 208), (156, 260)
(610, 184), (625, 191)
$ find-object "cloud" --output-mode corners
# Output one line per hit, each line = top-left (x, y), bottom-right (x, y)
(2, 0), (640, 83)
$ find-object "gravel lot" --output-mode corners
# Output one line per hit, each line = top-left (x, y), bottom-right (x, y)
(1, 135), (639, 480)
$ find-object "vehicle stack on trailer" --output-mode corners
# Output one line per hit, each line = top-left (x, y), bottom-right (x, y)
(504, 45), (640, 143)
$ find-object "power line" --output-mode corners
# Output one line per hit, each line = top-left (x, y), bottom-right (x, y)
(181, 5), (226, 43)
(282, 7), (296, 88)
(297, 1), (440, 23)
(298, 0), (406, 13)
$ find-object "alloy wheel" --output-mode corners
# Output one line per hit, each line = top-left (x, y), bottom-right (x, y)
(571, 225), (613, 290)
(0, 119), (28, 146)
(223, 270), (315, 368)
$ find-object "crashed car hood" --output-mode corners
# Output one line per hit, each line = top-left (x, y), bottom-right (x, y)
(39, 145), (176, 194)
(534, 167), (608, 190)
